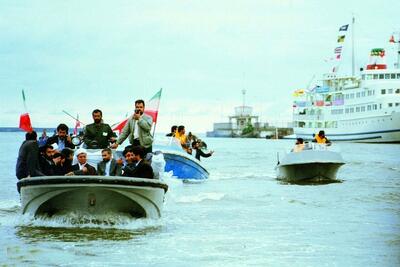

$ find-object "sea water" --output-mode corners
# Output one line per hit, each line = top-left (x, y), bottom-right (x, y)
(0, 132), (399, 266)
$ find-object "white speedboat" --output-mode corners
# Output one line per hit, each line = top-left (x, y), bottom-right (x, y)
(276, 144), (345, 182)
(17, 175), (168, 219)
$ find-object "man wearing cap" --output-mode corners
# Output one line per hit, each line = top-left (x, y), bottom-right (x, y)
(111, 99), (153, 155)
(67, 149), (97, 176)
(83, 109), (116, 149)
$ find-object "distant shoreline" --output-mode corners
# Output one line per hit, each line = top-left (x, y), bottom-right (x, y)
(0, 127), (56, 133)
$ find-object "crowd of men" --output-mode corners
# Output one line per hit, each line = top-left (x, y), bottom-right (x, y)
(166, 125), (214, 161)
(16, 99), (155, 181)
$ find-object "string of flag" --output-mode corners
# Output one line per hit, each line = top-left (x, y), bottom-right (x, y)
(332, 23), (349, 73)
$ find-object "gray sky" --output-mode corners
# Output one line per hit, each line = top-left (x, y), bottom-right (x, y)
(0, 0), (399, 133)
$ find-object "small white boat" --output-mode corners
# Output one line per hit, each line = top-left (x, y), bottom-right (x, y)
(276, 144), (345, 182)
(17, 175), (168, 219)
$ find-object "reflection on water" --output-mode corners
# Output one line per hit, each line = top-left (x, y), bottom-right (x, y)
(15, 225), (162, 242)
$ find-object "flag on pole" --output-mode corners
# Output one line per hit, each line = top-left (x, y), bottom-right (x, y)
(339, 24), (349, 31)
(144, 88), (163, 123)
(112, 88), (163, 133)
(337, 35), (345, 43)
(389, 35), (395, 43)
(112, 118), (129, 133)
(73, 114), (81, 135)
(19, 89), (33, 132)
(19, 113), (33, 132)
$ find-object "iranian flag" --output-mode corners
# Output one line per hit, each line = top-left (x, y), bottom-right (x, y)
(144, 88), (162, 123)
(19, 90), (33, 132)
(113, 88), (163, 133)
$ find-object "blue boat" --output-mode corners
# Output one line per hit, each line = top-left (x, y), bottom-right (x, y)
(153, 138), (209, 180)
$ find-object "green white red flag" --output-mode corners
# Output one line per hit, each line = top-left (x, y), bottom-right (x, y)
(144, 88), (162, 123)
(19, 90), (33, 132)
(112, 88), (163, 133)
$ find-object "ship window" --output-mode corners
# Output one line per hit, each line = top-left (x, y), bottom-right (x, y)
(345, 94), (349, 99)
(388, 89), (393, 94)
(388, 103), (393, 107)
(396, 89), (400, 94)
(350, 93), (354, 99)
(361, 106), (365, 112)
(367, 105), (372, 111)
(379, 104), (382, 109)
(345, 108), (349, 113)
(381, 89), (386, 94)
(391, 73), (396, 79)
(396, 103), (400, 107)
(356, 92), (360, 98)
(361, 91), (365, 97)
(362, 74), (365, 80)
(356, 107), (360, 112)
(373, 74), (378, 79)
(373, 104), (377, 110)
(366, 74), (373, 80)
(350, 108), (354, 113)
(379, 74), (384, 79)
(368, 90), (372, 96)
(397, 73), (400, 79)
(385, 74), (390, 79)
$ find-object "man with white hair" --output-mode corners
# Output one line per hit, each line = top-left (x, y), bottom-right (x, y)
(66, 149), (97, 176)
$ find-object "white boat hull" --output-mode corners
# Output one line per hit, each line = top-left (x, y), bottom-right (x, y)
(17, 176), (168, 219)
(276, 150), (345, 182)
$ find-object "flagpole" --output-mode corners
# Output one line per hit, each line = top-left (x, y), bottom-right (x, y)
(151, 88), (162, 137)
(62, 110), (86, 126)
(351, 15), (355, 76)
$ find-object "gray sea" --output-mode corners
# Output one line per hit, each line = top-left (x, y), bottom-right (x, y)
(0, 132), (399, 266)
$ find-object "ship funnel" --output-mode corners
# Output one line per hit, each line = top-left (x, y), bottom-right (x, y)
(366, 48), (387, 70)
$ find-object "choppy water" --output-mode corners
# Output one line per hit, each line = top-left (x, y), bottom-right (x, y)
(1, 132), (399, 266)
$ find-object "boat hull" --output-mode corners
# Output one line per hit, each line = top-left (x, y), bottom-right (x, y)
(17, 176), (168, 219)
(163, 152), (209, 180)
(276, 150), (345, 182)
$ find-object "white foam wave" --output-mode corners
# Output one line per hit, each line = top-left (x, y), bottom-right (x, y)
(174, 192), (225, 203)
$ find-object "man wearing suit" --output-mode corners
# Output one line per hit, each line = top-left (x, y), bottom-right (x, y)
(46, 123), (75, 150)
(111, 99), (153, 155)
(67, 149), (97, 176)
(16, 131), (45, 180)
(122, 146), (154, 179)
(97, 148), (121, 176)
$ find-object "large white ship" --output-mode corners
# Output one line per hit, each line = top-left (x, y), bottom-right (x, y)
(292, 22), (400, 143)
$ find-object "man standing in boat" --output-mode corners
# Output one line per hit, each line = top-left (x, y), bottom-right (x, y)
(16, 131), (45, 180)
(111, 100), (153, 155)
(46, 123), (75, 150)
(83, 109), (116, 149)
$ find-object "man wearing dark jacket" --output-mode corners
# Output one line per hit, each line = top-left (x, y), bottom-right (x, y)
(46, 123), (75, 150)
(122, 146), (153, 179)
(83, 109), (116, 149)
(192, 141), (214, 161)
(39, 145), (55, 176)
(67, 149), (97, 176)
(16, 131), (45, 179)
(97, 148), (121, 176)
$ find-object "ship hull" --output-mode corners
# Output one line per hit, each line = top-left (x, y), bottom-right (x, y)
(294, 112), (400, 143)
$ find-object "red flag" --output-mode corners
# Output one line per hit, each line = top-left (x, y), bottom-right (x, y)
(389, 35), (395, 43)
(73, 116), (81, 135)
(112, 118), (128, 133)
(19, 113), (33, 132)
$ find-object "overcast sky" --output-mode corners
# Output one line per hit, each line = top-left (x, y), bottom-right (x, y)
(0, 0), (399, 133)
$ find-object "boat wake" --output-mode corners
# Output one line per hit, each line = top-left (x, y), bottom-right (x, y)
(174, 192), (225, 203)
